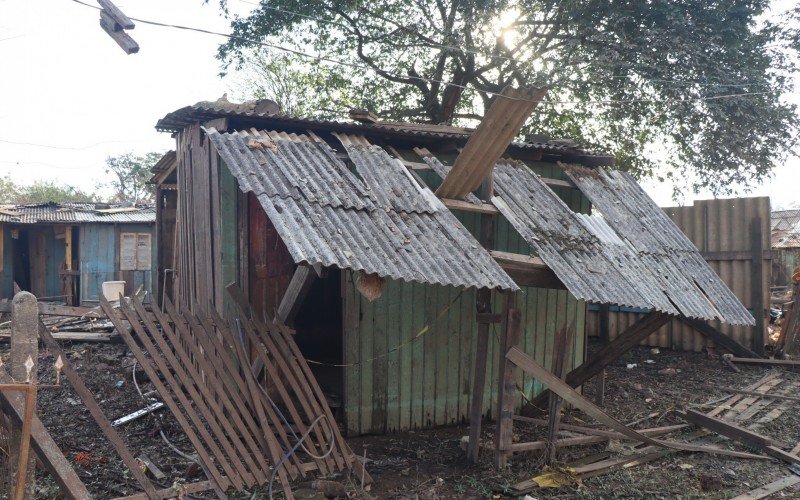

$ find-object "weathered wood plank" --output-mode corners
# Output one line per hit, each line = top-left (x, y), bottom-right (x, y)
(679, 317), (762, 358)
(523, 312), (671, 414)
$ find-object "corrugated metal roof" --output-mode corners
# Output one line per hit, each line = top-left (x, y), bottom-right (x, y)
(333, 133), (437, 214)
(210, 129), (371, 210)
(206, 127), (518, 290)
(0, 203), (155, 224)
(155, 99), (614, 163)
(568, 165), (753, 325)
(772, 209), (800, 248)
(482, 160), (752, 325)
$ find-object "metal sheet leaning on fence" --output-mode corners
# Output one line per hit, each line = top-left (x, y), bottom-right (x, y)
(505, 347), (772, 460)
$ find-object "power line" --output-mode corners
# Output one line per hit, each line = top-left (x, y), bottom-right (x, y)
(69, 0), (774, 107)
(0, 160), (102, 170)
(0, 138), (144, 150)
(228, 0), (772, 90)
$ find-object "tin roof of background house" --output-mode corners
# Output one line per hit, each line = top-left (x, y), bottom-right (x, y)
(772, 209), (800, 249)
(156, 98), (614, 165)
(480, 161), (753, 325)
(205, 127), (518, 291)
(0, 202), (155, 224)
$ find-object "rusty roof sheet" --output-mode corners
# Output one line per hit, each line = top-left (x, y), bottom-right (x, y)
(206, 127), (518, 290)
(0, 203), (155, 224)
(482, 160), (752, 325)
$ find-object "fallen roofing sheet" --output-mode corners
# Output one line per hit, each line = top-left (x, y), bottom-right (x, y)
(435, 86), (546, 199)
(482, 160), (752, 324)
(205, 128), (518, 291)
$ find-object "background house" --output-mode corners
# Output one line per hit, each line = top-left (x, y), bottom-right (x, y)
(772, 209), (800, 291)
(0, 202), (156, 305)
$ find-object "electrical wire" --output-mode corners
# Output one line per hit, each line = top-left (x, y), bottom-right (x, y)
(267, 415), (328, 500)
(68, 0), (775, 107)
(233, 320), (336, 499)
(132, 360), (200, 465)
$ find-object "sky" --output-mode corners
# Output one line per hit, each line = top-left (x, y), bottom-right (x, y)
(0, 0), (798, 209)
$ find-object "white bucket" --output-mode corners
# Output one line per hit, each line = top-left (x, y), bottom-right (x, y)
(102, 281), (126, 301)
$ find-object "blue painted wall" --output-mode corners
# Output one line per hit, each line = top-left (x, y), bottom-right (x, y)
(79, 223), (156, 303)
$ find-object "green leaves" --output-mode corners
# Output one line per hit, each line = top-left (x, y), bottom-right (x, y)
(216, 0), (798, 196)
(104, 152), (163, 204)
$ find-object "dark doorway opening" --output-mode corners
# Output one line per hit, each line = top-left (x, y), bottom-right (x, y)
(292, 268), (344, 414)
(11, 228), (31, 292)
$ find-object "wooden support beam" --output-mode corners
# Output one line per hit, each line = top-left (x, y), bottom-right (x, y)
(683, 410), (773, 447)
(507, 347), (770, 460)
(467, 176), (496, 463)
(99, 17), (139, 54)
(683, 409), (800, 465)
(595, 304), (610, 406)
(507, 423), (688, 453)
(490, 250), (565, 290)
(494, 302), (521, 468)
(276, 265), (318, 325)
(98, 0), (135, 29)
(0, 368), (90, 499)
(728, 357), (800, 367)
(545, 323), (573, 464)
(522, 312), (671, 415)
(731, 475), (800, 500)
(441, 198), (499, 215)
(679, 317), (763, 358)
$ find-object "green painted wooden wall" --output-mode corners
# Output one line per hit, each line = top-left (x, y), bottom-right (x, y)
(342, 162), (590, 435)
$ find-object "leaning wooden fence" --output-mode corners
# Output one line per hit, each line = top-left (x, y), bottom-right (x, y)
(588, 196), (771, 353)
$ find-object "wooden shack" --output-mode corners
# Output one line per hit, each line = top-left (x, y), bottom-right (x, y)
(153, 97), (752, 440)
(0, 202), (156, 305)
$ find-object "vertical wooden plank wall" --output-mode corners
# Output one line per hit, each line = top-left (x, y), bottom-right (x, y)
(342, 162), (589, 435)
(80, 225), (116, 302)
(586, 196), (771, 352)
(173, 124), (244, 316)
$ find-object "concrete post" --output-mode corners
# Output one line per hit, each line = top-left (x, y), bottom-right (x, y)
(11, 291), (38, 499)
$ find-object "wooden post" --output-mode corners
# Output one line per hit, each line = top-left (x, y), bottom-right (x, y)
(545, 323), (574, 464)
(10, 292), (37, 499)
(494, 296), (521, 468)
(595, 304), (610, 406)
(467, 175), (497, 462)
(750, 217), (766, 354)
(276, 265), (318, 325)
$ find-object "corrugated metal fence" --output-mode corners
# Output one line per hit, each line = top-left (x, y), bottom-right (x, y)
(587, 197), (770, 352)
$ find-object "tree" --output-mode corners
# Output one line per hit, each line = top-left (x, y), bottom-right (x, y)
(13, 180), (97, 204)
(0, 175), (16, 204)
(215, 0), (798, 195)
(104, 152), (163, 204)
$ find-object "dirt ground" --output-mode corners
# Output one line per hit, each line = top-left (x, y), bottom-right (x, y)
(1, 339), (799, 499)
